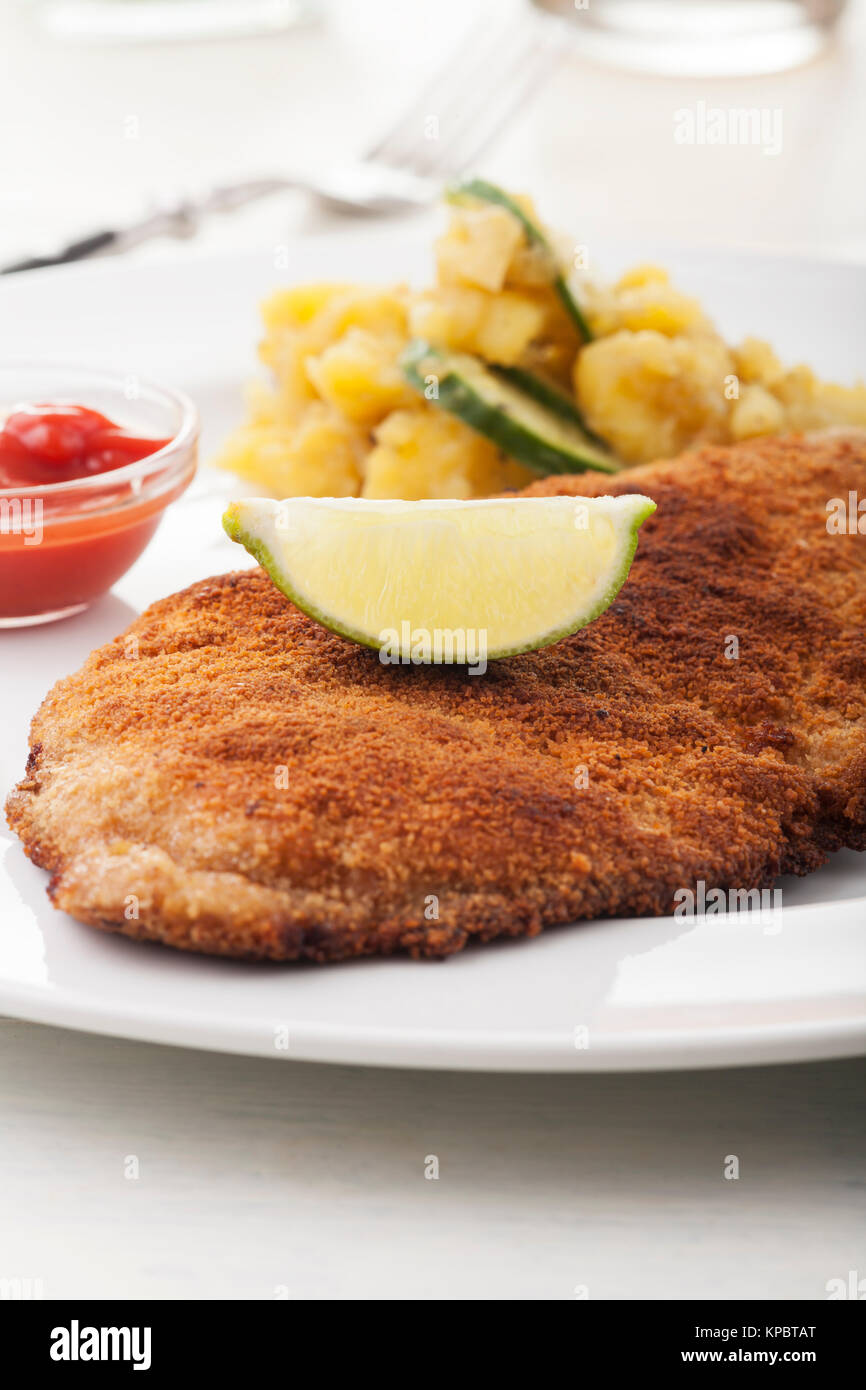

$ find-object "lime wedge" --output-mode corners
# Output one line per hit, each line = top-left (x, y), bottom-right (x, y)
(222, 494), (655, 662)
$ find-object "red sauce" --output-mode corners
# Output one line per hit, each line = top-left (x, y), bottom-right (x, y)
(0, 402), (192, 623)
(0, 403), (169, 487)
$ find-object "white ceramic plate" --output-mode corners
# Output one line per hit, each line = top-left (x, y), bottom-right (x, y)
(1, 228), (864, 1071)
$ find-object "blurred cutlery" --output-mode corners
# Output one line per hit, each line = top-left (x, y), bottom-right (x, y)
(3, 7), (561, 273)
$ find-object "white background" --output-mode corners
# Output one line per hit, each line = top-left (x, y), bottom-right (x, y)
(1, 0), (865, 1300)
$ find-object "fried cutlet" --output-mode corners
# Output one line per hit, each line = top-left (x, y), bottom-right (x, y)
(6, 433), (866, 962)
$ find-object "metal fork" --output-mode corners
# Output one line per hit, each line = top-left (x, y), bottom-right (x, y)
(3, 7), (562, 274)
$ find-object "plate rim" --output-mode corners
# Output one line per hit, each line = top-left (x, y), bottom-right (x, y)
(1, 973), (864, 1072)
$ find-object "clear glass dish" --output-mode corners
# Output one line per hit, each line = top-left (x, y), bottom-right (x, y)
(0, 365), (198, 627)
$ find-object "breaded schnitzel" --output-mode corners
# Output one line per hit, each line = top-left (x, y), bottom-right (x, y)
(7, 433), (866, 962)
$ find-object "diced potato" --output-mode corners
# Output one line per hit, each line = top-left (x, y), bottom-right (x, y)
(475, 292), (547, 364)
(261, 284), (353, 333)
(244, 378), (281, 428)
(213, 403), (364, 497)
(507, 241), (559, 290)
(733, 336), (785, 388)
(512, 287), (583, 385)
(314, 286), (409, 342)
(774, 369), (866, 432)
(260, 285), (408, 365)
(437, 194), (565, 295)
(586, 266), (706, 339)
(811, 378), (866, 428)
(256, 285), (411, 420)
(260, 338), (319, 416)
(363, 407), (533, 500)
(435, 205), (524, 293)
(305, 327), (414, 426)
(729, 383), (785, 440)
(575, 329), (733, 464)
(408, 288), (487, 352)
(410, 286), (546, 365)
(580, 285), (620, 341)
(615, 264), (671, 291)
(619, 286), (705, 337)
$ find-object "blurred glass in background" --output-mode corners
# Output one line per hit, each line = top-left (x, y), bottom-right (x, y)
(39, 0), (319, 42)
(535, 0), (849, 75)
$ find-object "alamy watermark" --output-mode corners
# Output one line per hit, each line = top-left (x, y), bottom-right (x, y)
(674, 879), (782, 934)
(674, 101), (783, 157)
(0, 497), (43, 545)
(50, 1321), (151, 1371)
(0, 1276), (43, 1299)
(826, 492), (866, 534)
(379, 623), (487, 675)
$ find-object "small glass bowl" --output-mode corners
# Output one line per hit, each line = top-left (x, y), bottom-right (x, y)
(0, 365), (198, 627)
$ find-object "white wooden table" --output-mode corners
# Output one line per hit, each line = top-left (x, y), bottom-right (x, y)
(1, 1021), (863, 1300)
(1, 0), (864, 1301)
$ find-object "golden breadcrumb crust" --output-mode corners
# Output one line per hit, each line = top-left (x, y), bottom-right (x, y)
(6, 432), (866, 962)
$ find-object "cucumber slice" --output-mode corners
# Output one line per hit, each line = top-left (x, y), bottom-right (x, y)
(401, 340), (619, 476)
(447, 178), (593, 342)
(491, 365), (606, 446)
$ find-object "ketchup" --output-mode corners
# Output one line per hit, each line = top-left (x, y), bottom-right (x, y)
(0, 403), (170, 487)
(0, 400), (194, 624)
